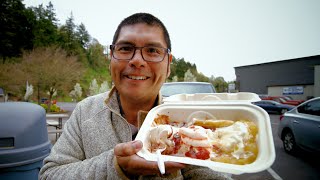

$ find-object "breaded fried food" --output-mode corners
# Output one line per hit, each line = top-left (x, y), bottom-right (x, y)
(193, 119), (234, 129)
(154, 114), (170, 125)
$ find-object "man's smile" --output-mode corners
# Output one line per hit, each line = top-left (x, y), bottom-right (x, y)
(126, 75), (150, 80)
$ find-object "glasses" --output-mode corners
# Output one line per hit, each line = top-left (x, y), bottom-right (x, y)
(110, 44), (170, 62)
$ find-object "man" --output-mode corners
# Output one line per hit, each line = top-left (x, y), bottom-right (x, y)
(40, 13), (231, 180)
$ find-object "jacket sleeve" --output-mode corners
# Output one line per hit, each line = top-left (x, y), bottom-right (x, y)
(181, 165), (233, 180)
(39, 103), (127, 180)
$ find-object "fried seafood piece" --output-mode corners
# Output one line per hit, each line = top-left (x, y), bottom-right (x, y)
(148, 124), (179, 152)
(153, 114), (170, 125)
(193, 119), (234, 129)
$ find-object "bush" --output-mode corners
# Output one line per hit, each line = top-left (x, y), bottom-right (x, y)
(40, 103), (48, 111)
(50, 104), (60, 112)
(40, 103), (62, 113)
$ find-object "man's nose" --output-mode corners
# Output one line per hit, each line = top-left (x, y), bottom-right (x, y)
(129, 49), (146, 67)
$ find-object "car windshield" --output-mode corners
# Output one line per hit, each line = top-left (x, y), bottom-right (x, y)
(161, 83), (215, 97)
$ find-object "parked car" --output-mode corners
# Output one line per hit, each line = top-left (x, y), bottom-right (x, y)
(160, 82), (216, 98)
(278, 97), (320, 154)
(253, 100), (295, 114)
(281, 96), (305, 104)
(261, 96), (303, 106)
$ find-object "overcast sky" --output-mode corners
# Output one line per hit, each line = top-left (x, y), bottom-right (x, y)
(24, 0), (320, 81)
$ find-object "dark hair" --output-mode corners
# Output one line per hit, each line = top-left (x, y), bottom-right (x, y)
(112, 13), (171, 51)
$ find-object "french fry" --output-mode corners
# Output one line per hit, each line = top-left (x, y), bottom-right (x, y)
(193, 119), (234, 129)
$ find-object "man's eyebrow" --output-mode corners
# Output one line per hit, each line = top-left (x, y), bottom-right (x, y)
(115, 41), (165, 48)
(144, 42), (165, 48)
(115, 41), (134, 45)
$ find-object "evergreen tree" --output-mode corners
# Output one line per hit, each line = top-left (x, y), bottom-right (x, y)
(58, 13), (80, 55)
(0, 0), (34, 63)
(76, 23), (91, 49)
(31, 2), (59, 47)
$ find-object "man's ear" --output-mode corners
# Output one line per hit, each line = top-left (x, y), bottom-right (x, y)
(166, 54), (172, 78)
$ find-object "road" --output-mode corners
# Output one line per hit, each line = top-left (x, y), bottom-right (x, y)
(54, 103), (320, 179)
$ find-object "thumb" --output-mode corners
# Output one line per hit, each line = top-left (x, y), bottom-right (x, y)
(114, 140), (143, 157)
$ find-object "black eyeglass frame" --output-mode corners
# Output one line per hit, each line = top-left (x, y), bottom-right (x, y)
(109, 44), (171, 62)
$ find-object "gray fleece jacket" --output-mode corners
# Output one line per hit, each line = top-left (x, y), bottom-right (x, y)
(39, 88), (232, 180)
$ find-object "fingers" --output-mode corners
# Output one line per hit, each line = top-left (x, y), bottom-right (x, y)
(114, 140), (186, 177)
(164, 162), (186, 174)
(114, 140), (143, 157)
(121, 157), (185, 176)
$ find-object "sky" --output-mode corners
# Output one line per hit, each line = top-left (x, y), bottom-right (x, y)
(23, 0), (320, 82)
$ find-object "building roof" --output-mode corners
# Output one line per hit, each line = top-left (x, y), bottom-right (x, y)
(234, 55), (320, 69)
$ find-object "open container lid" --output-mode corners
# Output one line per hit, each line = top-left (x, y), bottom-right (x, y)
(163, 92), (261, 104)
(136, 93), (275, 175)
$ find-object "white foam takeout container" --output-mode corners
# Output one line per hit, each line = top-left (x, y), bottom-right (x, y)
(163, 92), (261, 103)
(135, 93), (275, 175)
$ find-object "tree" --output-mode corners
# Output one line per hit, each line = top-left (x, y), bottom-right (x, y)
(24, 81), (33, 101)
(69, 83), (82, 102)
(99, 81), (109, 93)
(88, 78), (99, 96)
(0, 0), (34, 63)
(86, 39), (107, 69)
(212, 76), (228, 93)
(0, 61), (26, 99)
(184, 69), (196, 82)
(195, 72), (209, 82)
(58, 14), (80, 55)
(31, 2), (59, 48)
(171, 76), (178, 82)
(20, 47), (83, 111)
(176, 58), (189, 79)
(76, 23), (91, 49)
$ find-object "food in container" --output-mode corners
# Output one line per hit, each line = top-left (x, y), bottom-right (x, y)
(148, 114), (258, 165)
(135, 100), (275, 175)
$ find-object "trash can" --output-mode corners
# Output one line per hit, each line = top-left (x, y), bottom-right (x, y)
(0, 102), (51, 180)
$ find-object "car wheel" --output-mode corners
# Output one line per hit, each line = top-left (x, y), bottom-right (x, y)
(282, 130), (297, 154)
(280, 109), (287, 114)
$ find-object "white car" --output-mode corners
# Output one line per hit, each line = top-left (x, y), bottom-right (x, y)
(160, 82), (216, 98)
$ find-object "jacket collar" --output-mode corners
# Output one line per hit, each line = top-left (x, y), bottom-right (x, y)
(104, 86), (163, 128)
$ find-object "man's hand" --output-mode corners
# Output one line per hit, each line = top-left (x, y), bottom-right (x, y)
(114, 140), (185, 177)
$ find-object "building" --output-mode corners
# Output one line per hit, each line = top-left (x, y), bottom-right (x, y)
(234, 55), (320, 100)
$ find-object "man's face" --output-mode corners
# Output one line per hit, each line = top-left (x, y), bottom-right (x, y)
(110, 23), (171, 101)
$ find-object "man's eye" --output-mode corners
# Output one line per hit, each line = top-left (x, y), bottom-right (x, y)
(117, 46), (134, 52)
(145, 47), (161, 54)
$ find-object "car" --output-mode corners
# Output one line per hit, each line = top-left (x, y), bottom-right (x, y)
(261, 96), (301, 106)
(160, 82), (216, 98)
(253, 100), (295, 114)
(281, 96), (305, 104)
(261, 95), (305, 106)
(278, 97), (320, 154)
(258, 94), (269, 100)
